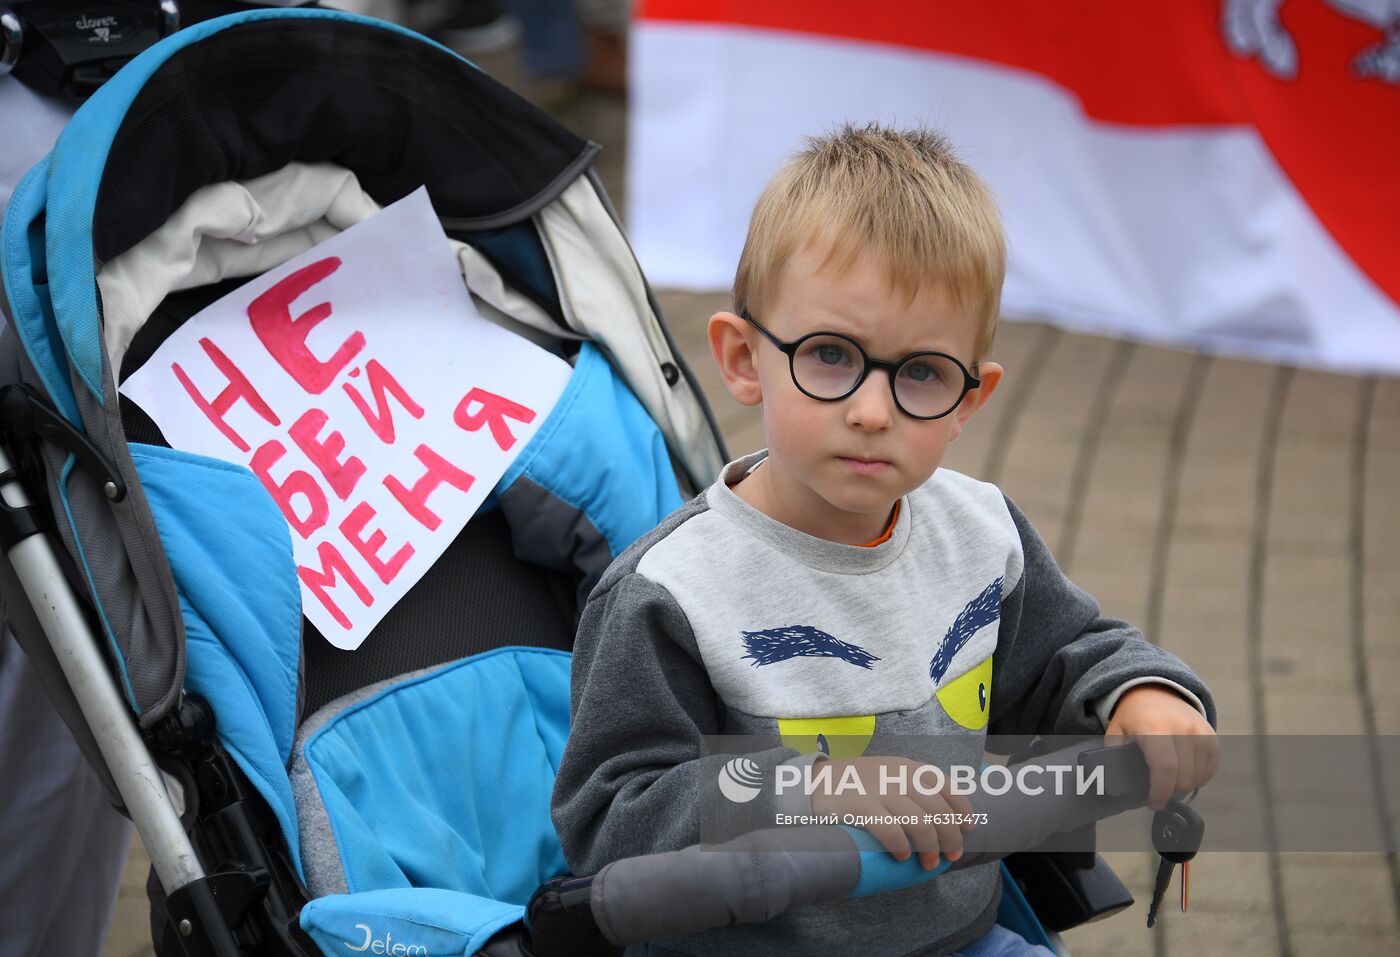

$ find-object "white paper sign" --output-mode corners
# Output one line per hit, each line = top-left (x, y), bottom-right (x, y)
(121, 188), (573, 650)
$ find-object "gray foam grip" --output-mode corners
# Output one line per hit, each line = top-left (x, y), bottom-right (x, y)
(590, 824), (861, 945)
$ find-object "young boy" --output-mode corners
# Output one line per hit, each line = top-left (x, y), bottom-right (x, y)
(551, 124), (1219, 956)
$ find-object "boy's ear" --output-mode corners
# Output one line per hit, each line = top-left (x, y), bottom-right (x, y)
(947, 361), (1003, 443)
(708, 311), (763, 406)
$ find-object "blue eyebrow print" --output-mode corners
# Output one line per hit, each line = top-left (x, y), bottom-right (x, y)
(740, 624), (881, 669)
(929, 577), (1004, 683)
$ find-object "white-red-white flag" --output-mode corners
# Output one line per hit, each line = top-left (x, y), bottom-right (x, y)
(629, 0), (1400, 374)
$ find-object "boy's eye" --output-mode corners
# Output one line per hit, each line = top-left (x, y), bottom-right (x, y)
(901, 360), (942, 383)
(813, 342), (852, 366)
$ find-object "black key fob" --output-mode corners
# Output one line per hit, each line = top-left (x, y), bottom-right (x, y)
(1152, 798), (1204, 863)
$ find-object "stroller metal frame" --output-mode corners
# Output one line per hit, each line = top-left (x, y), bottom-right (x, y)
(0, 442), (218, 943)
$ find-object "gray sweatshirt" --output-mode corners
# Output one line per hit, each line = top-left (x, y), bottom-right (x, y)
(551, 451), (1215, 957)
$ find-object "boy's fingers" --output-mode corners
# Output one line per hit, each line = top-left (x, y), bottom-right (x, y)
(1177, 733), (1224, 793)
(1139, 735), (1178, 811)
(943, 788), (975, 817)
(891, 798), (942, 868)
(901, 791), (967, 858)
(1174, 743), (1196, 798)
(862, 806), (912, 861)
(930, 808), (964, 861)
(1197, 734), (1222, 786)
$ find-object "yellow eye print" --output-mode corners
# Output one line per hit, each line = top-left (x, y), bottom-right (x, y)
(778, 715), (876, 758)
(936, 656), (992, 730)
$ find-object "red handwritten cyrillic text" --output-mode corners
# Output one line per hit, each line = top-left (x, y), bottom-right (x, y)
(340, 502), (414, 585)
(248, 256), (365, 394)
(251, 440), (329, 538)
(383, 445), (475, 532)
(343, 359), (425, 444)
(172, 338), (280, 452)
(289, 408), (366, 501)
(454, 387), (536, 452)
(298, 541), (373, 631)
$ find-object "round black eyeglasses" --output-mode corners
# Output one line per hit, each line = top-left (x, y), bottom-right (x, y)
(741, 311), (980, 420)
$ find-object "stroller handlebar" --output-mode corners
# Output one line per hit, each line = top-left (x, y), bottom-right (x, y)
(526, 740), (1154, 953)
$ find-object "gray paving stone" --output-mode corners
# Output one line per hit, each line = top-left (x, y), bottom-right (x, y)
(1157, 908), (1282, 956)
(1290, 927), (1400, 957)
(103, 840), (153, 957)
(1280, 854), (1399, 932)
(1180, 852), (1274, 913)
(1186, 677), (1255, 734)
(1056, 899), (1162, 957)
(945, 320), (1045, 478)
(1263, 690), (1367, 735)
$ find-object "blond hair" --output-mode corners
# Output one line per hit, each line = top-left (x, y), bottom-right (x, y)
(733, 123), (1005, 362)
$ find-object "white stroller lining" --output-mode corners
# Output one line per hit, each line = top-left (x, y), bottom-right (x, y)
(96, 162), (570, 372)
(531, 175), (713, 478)
(97, 162), (723, 486)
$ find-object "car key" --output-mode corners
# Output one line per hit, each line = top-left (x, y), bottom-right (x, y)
(1146, 798), (1204, 927)
(1147, 857), (1175, 928)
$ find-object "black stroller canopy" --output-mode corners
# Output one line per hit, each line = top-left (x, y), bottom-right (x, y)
(94, 14), (595, 265)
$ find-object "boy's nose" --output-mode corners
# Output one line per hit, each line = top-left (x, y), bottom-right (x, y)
(844, 370), (895, 430)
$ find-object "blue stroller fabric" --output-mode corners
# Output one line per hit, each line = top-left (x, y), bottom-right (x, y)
(131, 442), (306, 862)
(295, 648), (571, 955)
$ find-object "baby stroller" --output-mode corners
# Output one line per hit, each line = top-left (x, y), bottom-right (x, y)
(0, 9), (1154, 956)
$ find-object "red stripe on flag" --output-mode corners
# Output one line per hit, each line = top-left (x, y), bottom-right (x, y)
(639, 0), (1251, 126)
(1236, 0), (1399, 311)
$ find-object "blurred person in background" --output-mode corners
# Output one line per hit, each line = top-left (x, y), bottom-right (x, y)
(398, 0), (629, 100)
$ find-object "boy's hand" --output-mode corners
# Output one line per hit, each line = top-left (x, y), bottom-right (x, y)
(809, 756), (978, 871)
(1104, 684), (1220, 811)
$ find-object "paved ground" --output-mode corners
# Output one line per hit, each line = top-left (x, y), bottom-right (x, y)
(101, 20), (1399, 957)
